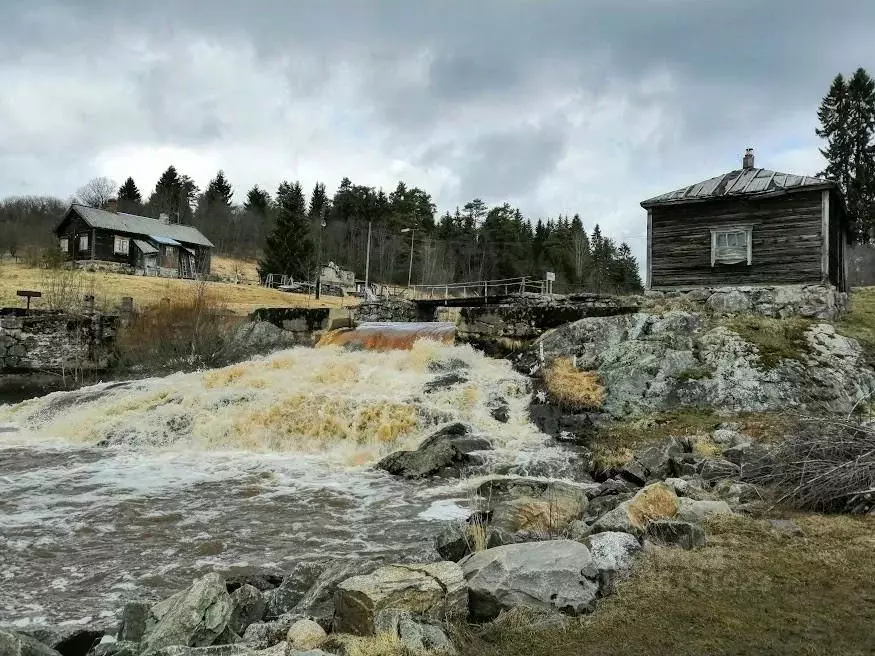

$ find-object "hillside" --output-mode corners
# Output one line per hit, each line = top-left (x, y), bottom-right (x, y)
(0, 257), (352, 314)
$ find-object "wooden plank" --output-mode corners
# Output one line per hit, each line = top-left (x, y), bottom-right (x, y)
(646, 209), (652, 290)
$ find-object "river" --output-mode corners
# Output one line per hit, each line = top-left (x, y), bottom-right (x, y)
(0, 340), (562, 626)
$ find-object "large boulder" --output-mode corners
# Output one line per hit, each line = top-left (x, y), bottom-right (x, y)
(333, 562), (466, 636)
(590, 482), (679, 537)
(477, 478), (589, 534)
(142, 574), (232, 653)
(461, 540), (600, 621)
(285, 620), (326, 652)
(376, 423), (489, 479)
(0, 630), (63, 656)
(228, 585), (267, 636)
(118, 601), (151, 642)
(646, 520), (706, 549)
(676, 498), (733, 523)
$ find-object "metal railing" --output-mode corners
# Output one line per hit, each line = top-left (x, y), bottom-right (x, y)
(409, 276), (548, 300)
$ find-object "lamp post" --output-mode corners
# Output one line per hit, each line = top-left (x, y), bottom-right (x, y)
(401, 226), (415, 289)
(315, 206), (327, 300)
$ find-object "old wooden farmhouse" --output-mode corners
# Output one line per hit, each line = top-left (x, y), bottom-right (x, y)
(641, 149), (849, 292)
(55, 201), (214, 278)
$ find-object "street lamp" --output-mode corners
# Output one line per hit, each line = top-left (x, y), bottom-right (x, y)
(401, 226), (415, 288)
(315, 206), (328, 300)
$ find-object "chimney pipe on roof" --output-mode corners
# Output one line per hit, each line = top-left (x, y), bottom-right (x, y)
(105, 198), (118, 213)
(743, 148), (755, 170)
(159, 212), (170, 225)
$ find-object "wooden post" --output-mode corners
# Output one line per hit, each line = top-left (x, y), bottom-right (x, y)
(646, 209), (653, 289)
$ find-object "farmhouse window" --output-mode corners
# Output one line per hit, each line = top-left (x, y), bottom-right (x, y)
(59, 238), (69, 252)
(79, 234), (89, 251)
(114, 236), (130, 255)
(710, 227), (752, 266)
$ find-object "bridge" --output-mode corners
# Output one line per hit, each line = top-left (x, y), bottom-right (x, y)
(408, 276), (551, 306)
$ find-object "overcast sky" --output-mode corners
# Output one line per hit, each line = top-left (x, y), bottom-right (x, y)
(2, 0), (874, 266)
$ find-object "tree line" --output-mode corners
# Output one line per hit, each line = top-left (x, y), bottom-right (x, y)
(0, 168), (644, 294)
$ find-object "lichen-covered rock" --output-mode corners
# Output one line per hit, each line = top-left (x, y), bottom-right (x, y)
(118, 601), (151, 642)
(584, 531), (642, 591)
(676, 498), (733, 523)
(590, 482), (679, 537)
(531, 312), (875, 418)
(461, 540), (599, 621)
(646, 520), (706, 549)
(333, 562), (466, 636)
(142, 573), (232, 653)
(284, 620), (326, 652)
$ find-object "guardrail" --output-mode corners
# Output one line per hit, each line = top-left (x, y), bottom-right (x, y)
(410, 277), (547, 300)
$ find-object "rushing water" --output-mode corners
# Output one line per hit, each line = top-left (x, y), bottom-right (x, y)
(0, 340), (562, 625)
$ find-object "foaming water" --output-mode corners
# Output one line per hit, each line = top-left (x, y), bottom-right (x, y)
(0, 341), (568, 623)
(317, 322), (456, 351)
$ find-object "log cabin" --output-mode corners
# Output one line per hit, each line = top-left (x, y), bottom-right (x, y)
(54, 201), (214, 278)
(641, 149), (849, 292)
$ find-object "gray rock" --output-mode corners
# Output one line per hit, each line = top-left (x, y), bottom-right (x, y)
(434, 524), (471, 562)
(334, 562), (466, 636)
(568, 519), (591, 541)
(241, 616), (299, 650)
(118, 601), (151, 642)
(284, 620), (326, 652)
(708, 290), (751, 313)
(88, 641), (139, 656)
(13, 624), (106, 656)
(585, 531), (642, 577)
(596, 478), (638, 496)
(768, 519), (804, 537)
(676, 498), (733, 523)
(590, 482), (679, 537)
(142, 573), (232, 653)
(376, 423), (488, 479)
(427, 358), (469, 374)
(461, 540), (599, 621)
(664, 477), (706, 499)
(634, 437), (685, 480)
(291, 559), (379, 628)
(151, 593), (186, 623)
(397, 619), (455, 654)
(424, 372), (468, 393)
(225, 574), (284, 594)
(144, 646), (252, 656)
(618, 460), (647, 486)
(417, 422), (489, 454)
(264, 562), (327, 619)
(712, 427), (746, 447)
(646, 520), (706, 549)
(0, 630), (63, 656)
(699, 459), (741, 483)
(228, 585), (266, 636)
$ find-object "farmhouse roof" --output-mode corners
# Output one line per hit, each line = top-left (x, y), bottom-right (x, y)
(62, 204), (215, 248)
(640, 151), (836, 209)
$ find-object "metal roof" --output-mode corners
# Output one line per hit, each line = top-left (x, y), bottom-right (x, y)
(132, 239), (158, 254)
(64, 204), (214, 247)
(640, 168), (835, 208)
(150, 235), (182, 246)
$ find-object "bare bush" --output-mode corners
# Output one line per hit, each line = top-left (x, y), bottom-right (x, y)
(116, 280), (245, 370)
(749, 417), (875, 514)
(40, 266), (97, 313)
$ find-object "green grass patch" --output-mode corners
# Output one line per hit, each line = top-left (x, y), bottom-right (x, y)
(452, 513), (875, 656)
(836, 286), (875, 365)
(723, 315), (813, 369)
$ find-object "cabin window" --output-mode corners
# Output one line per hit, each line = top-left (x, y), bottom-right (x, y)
(59, 238), (69, 252)
(114, 236), (130, 255)
(711, 227), (752, 266)
(78, 234), (89, 251)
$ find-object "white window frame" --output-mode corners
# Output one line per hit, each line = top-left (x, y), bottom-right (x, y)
(78, 234), (89, 251)
(59, 238), (69, 252)
(113, 235), (130, 255)
(710, 226), (752, 266)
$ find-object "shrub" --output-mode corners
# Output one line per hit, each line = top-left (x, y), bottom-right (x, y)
(115, 280), (244, 371)
(543, 357), (605, 410)
(749, 417), (875, 513)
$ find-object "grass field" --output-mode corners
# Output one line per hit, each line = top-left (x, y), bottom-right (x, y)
(0, 257), (353, 314)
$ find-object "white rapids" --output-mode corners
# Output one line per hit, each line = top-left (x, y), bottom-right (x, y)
(0, 341), (570, 624)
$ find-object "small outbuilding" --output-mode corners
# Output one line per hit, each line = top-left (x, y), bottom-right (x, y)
(55, 201), (214, 278)
(641, 149), (849, 292)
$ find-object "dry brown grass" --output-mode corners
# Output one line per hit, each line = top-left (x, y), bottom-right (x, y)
(0, 258), (349, 314)
(543, 358), (605, 411)
(325, 633), (412, 656)
(454, 513), (875, 656)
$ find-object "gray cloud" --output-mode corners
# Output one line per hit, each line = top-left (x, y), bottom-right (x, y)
(1, 0), (875, 269)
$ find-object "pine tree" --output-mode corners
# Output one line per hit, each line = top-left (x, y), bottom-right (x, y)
(146, 165), (198, 223)
(817, 69), (875, 241)
(258, 181), (312, 281)
(117, 177), (143, 213)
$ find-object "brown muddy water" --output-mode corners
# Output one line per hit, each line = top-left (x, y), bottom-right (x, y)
(0, 341), (567, 625)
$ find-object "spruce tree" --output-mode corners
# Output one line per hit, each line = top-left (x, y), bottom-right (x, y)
(146, 165), (198, 223)
(117, 177), (143, 213)
(258, 181), (312, 281)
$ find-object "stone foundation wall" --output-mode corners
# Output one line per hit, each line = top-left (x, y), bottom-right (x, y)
(644, 284), (848, 320)
(0, 309), (119, 372)
(249, 307), (352, 344)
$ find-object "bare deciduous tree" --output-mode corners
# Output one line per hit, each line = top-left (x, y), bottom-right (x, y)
(76, 177), (118, 208)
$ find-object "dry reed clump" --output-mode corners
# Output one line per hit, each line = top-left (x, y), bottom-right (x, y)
(324, 632), (412, 656)
(749, 417), (875, 514)
(543, 358), (605, 410)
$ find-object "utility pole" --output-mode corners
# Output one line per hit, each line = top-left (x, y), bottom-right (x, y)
(315, 206), (327, 300)
(364, 219), (372, 293)
(401, 227), (416, 288)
